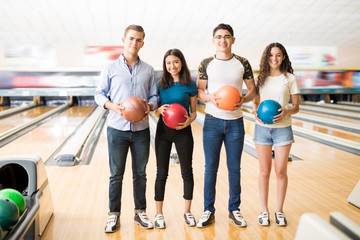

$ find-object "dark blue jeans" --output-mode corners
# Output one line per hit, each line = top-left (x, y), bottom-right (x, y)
(203, 114), (245, 213)
(107, 126), (150, 215)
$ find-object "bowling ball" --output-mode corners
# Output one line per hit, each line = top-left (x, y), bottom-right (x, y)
(121, 96), (148, 122)
(163, 103), (188, 129)
(214, 85), (241, 110)
(257, 100), (282, 124)
(0, 197), (19, 230)
(0, 188), (26, 215)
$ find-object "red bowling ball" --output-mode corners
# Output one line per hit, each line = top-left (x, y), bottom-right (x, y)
(214, 85), (241, 110)
(121, 96), (148, 122)
(163, 103), (188, 129)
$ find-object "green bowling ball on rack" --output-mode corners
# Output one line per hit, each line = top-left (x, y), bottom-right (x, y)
(0, 188), (26, 215)
(0, 197), (19, 230)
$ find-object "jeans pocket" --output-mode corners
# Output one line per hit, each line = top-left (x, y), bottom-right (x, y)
(205, 114), (215, 120)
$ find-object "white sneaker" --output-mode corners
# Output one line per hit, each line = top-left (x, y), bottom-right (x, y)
(258, 211), (270, 226)
(275, 212), (287, 227)
(196, 210), (215, 228)
(184, 213), (196, 227)
(154, 214), (166, 229)
(134, 211), (154, 229)
(105, 215), (120, 233)
(229, 210), (247, 227)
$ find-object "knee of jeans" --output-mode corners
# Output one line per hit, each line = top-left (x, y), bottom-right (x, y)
(156, 172), (168, 181)
(110, 175), (123, 182)
(133, 170), (147, 179)
(205, 169), (218, 176)
(181, 172), (194, 181)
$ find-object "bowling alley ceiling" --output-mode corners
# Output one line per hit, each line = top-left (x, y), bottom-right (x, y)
(0, 0), (359, 51)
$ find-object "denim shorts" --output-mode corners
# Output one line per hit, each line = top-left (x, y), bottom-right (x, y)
(253, 124), (294, 147)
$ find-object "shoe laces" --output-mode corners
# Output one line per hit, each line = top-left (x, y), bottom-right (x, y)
(155, 214), (164, 221)
(260, 211), (269, 218)
(233, 210), (243, 219)
(108, 215), (117, 224)
(185, 213), (195, 220)
(276, 212), (285, 219)
(200, 211), (211, 221)
(139, 212), (150, 221)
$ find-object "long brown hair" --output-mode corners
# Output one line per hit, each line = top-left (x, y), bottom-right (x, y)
(160, 49), (191, 89)
(257, 42), (293, 91)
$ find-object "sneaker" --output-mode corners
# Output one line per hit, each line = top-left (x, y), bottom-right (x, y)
(258, 211), (270, 226)
(229, 210), (247, 227)
(275, 212), (287, 227)
(134, 211), (154, 229)
(105, 215), (120, 233)
(196, 210), (215, 228)
(154, 214), (166, 229)
(184, 213), (196, 227)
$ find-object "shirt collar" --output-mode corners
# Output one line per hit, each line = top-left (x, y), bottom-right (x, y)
(120, 54), (141, 65)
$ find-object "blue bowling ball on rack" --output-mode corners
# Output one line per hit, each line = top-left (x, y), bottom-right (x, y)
(0, 197), (20, 230)
(257, 100), (282, 124)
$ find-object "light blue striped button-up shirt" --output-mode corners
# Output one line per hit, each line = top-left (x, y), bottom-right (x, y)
(94, 55), (159, 131)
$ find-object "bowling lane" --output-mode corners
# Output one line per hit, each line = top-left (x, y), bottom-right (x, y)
(0, 106), (55, 133)
(299, 104), (360, 120)
(42, 115), (360, 240)
(299, 109), (360, 124)
(302, 101), (360, 112)
(292, 119), (360, 142)
(0, 106), (95, 162)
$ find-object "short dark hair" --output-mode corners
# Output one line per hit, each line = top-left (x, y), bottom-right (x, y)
(124, 25), (145, 39)
(160, 49), (191, 89)
(213, 23), (234, 37)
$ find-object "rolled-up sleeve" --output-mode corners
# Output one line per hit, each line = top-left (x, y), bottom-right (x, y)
(94, 66), (111, 109)
(147, 68), (159, 110)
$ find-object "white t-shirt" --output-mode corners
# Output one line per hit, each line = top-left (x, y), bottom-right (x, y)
(198, 54), (254, 120)
(256, 73), (300, 128)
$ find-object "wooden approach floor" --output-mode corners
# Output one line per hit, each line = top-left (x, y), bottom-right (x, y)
(39, 121), (360, 240)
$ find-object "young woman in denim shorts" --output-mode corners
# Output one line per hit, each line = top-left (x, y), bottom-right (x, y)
(253, 42), (300, 227)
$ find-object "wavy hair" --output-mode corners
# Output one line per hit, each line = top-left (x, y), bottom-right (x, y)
(160, 49), (191, 89)
(257, 42), (293, 90)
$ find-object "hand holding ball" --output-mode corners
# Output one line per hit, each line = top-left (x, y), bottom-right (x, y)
(257, 100), (282, 124)
(163, 104), (187, 129)
(121, 97), (148, 122)
(214, 85), (241, 110)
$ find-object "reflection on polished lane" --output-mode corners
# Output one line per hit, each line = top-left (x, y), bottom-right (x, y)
(0, 106), (95, 162)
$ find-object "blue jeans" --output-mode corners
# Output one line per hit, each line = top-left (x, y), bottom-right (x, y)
(107, 126), (150, 215)
(203, 114), (245, 213)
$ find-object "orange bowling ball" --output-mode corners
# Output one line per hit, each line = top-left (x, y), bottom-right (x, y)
(214, 85), (241, 110)
(121, 97), (148, 122)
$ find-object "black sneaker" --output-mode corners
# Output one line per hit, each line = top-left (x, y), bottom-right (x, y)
(134, 211), (154, 229)
(196, 210), (215, 228)
(275, 212), (287, 227)
(105, 215), (120, 233)
(229, 210), (247, 227)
